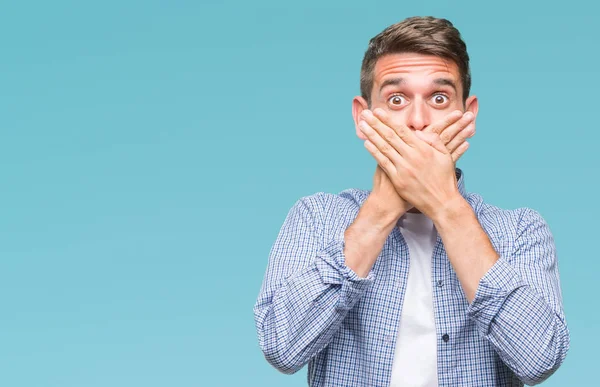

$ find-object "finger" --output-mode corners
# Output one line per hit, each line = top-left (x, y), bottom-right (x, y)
(424, 110), (463, 135)
(450, 141), (469, 163)
(414, 131), (449, 154)
(364, 139), (397, 176)
(446, 121), (475, 153)
(369, 108), (418, 149)
(361, 109), (410, 154)
(437, 111), (475, 145)
(359, 120), (404, 165)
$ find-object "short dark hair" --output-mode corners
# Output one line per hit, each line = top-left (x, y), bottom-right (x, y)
(360, 16), (471, 106)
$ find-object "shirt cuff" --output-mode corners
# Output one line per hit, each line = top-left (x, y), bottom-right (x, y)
(466, 257), (526, 335)
(314, 235), (374, 310)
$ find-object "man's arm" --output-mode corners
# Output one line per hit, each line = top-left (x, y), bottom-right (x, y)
(431, 196), (499, 302)
(433, 199), (570, 385)
(344, 168), (408, 277)
(254, 194), (385, 374)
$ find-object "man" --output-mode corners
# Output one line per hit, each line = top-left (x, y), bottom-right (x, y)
(254, 16), (569, 386)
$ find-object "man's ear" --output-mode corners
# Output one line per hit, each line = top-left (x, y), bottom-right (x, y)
(465, 95), (479, 121)
(352, 96), (369, 140)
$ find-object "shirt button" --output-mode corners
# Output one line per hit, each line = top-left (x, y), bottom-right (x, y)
(442, 334), (450, 342)
(437, 280), (443, 287)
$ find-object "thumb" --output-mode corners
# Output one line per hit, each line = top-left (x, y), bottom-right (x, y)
(415, 131), (448, 154)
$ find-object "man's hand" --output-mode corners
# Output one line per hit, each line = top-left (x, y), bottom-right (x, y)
(344, 109), (475, 277)
(367, 109), (475, 216)
(359, 108), (473, 221)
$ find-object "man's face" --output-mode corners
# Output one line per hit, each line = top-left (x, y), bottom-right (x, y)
(353, 52), (478, 140)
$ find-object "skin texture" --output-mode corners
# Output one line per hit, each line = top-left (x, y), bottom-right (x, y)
(344, 53), (500, 302)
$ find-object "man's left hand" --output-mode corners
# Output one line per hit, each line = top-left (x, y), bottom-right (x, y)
(358, 108), (464, 221)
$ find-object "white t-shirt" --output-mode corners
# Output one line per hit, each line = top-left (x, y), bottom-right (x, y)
(389, 211), (439, 387)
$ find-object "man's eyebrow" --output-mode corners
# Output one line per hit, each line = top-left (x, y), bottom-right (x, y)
(379, 77), (458, 94)
(433, 78), (458, 92)
(379, 77), (404, 94)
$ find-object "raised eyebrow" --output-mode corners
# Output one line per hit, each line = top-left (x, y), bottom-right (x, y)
(433, 78), (458, 93)
(379, 77), (404, 94)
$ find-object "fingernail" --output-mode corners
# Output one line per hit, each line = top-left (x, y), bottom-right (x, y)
(463, 112), (474, 121)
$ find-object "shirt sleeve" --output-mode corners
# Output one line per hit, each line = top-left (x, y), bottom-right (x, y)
(253, 194), (374, 374)
(466, 208), (570, 385)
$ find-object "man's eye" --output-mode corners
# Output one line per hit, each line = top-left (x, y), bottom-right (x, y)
(388, 95), (406, 106)
(432, 94), (449, 105)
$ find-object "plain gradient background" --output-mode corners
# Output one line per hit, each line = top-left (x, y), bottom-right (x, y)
(1, 1), (597, 386)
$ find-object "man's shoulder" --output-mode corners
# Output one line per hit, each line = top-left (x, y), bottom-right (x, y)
(304, 187), (369, 203)
(295, 188), (369, 214)
(465, 192), (549, 240)
(293, 188), (549, 236)
(290, 188), (369, 233)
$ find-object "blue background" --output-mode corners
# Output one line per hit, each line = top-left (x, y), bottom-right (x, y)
(1, 1), (596, 385)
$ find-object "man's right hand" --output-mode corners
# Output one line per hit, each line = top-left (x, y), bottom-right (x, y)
(345, 110), (475, 277)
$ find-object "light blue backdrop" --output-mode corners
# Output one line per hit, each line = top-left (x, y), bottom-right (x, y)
(1, 1), (596, 386)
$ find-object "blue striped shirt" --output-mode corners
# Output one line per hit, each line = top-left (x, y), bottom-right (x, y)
(254, 168), (569, 386)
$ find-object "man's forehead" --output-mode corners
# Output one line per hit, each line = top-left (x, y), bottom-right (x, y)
(373, 53), (459, 83)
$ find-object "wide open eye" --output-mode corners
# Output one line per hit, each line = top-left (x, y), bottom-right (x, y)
(388, 94), (407, 107)
(431, 94), (449, 105)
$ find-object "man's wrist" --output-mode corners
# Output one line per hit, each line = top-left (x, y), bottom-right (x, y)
(361, 195), (406, 232)
(345, 196), (404, 278)
(431, 194), (472, 231)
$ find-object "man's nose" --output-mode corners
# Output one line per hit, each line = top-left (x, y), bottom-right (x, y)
(405, 102), (430, 131)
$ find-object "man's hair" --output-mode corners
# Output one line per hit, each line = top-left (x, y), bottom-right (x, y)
(360, 16), (471, 106)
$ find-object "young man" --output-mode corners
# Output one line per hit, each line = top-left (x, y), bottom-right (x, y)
(254, 16), (569, 386)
